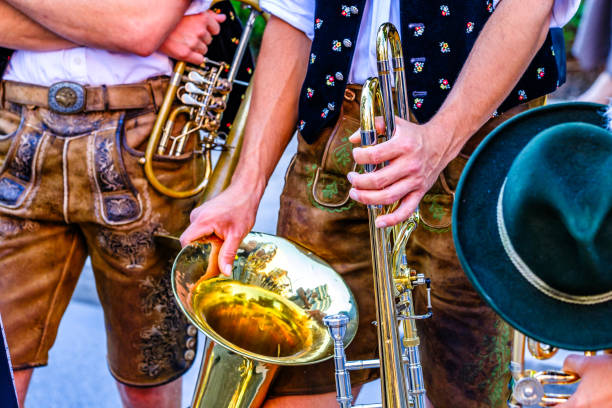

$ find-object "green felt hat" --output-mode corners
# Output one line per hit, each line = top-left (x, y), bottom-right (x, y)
(453, 102), (612, 351)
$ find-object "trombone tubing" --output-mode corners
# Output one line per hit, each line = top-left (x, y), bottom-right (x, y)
(360, 77), (411, 408)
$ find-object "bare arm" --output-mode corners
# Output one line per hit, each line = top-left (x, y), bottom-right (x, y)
(0, 1), (75, 50)
(427, 0), (552, 161)
(349, 0), (554, 227)
(180, 16), (311, 275)
(5, 0), (191, 56)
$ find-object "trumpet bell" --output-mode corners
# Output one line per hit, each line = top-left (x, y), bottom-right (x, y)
(172, 232), (358, 366)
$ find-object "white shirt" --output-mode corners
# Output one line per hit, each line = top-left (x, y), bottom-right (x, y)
(3, 0), (211, 86)
(261, 0), (581, 84)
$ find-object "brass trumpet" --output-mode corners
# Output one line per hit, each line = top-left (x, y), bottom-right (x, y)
(508, 332), (600, 407)
(323, 23), (432, 408)
(141, 0), (266, 199)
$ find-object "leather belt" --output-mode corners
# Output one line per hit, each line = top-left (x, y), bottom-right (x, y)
(0, 78), (169, 114)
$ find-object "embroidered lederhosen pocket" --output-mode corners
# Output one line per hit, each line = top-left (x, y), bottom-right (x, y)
(0, 108), (43, 208)
(90, 113), (143, 225)
(311, 108), (360, 209)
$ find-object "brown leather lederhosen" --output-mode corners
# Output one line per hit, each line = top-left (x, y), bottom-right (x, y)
(270, 83), (545, 408)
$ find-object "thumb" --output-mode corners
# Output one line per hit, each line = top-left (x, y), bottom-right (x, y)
(218, 233), (242, 276)
(348, 129), (360, 144)
(563, 354), (587, 375)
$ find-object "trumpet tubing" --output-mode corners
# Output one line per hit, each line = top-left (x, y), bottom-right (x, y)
(509, 331), (581, 407)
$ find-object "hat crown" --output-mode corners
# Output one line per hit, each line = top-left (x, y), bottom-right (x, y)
(501, 122), (612, 298)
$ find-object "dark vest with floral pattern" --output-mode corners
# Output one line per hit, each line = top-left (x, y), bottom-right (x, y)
(297, 0), (566, 143)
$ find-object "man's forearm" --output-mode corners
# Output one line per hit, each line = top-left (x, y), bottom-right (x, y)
(429, 0), (553, 161)
(0, 1), (74, 50)
(5, 0), (191, 56)
(230, 16), (311, 199)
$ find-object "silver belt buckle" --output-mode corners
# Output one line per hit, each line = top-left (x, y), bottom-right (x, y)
(48, 81), (86, 114)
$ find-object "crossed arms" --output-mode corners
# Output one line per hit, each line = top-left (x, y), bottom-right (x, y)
(0, 0), (223, 65)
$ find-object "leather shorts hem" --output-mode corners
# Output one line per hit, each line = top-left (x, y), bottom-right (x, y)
(108, 361), (194, 388)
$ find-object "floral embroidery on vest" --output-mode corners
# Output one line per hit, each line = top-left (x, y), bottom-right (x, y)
(466, 22), (475, 33)
(537, 67), (545, 79)
(413, 24), (424, 37)
(440, 5), (450, 16)
(439, 78), (451, 90)
(413, 61), (424, 73)
(440, 42), (450, 53)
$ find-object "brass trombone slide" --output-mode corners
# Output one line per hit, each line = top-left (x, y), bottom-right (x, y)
(324, 23), (432, 408)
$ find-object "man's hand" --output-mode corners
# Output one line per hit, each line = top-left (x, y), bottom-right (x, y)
(180, 183), (260, 277)
(159, 11), (226, 65)
(347, 118), (448, 228)
(179, 16), (310, 278)
(555, 354), (612, 408)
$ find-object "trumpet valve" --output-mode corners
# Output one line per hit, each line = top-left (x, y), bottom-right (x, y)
(512, 376), (545, 407)
(202, 119), (220, 132)
(215, 78), (232, 94)
(208, 97), (227, 112)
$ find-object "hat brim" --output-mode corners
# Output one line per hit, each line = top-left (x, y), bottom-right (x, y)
(453, 102), (612, 351)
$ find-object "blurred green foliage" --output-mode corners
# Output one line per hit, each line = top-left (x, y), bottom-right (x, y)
(231, 1), (266, 56)
(564, 2), (584, 51)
